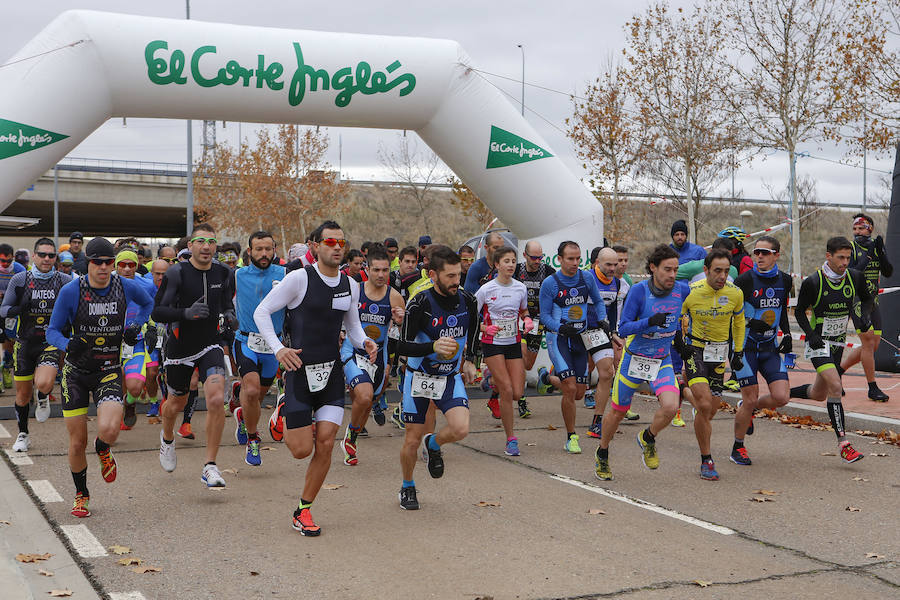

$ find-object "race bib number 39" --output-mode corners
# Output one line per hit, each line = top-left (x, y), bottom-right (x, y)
(411, 371), (447, 400)
(305, 361), (335, 393)
(627, 355), (662, 381)
(247, 332), (273, 354)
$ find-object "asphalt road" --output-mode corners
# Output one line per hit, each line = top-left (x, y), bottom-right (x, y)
(2, 390), (898, 599)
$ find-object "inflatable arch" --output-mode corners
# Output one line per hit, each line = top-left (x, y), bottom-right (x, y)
(0, 10), (603, 253)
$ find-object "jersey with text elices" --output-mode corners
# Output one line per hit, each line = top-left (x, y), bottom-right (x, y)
(288, 265), (350, 365)
(734, 268), (792, 349)
(234, 263), (285, 341)
(340, 285), (392, 366)
(617, 280), (691, 359)
(538, 270), (605, 333)
(406, 288), (475, 376)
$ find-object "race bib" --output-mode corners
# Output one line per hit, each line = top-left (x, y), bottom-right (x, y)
(805, 342), (832, 360)
(627, 355), (662, 381)
(821, 317), (847, 338)
(247, 332), (273, 354)
(411, 371), (447, 400)
(703, 342), (728, 363)
(355, 353), (378, 381)
(305, 361), (335, 393)
(494, 318), (517, 339)
(4, 317), (16, 331)
(121, 343), (134, 360)
(581, 328), (609, 349)
(388, 324), (400, 340)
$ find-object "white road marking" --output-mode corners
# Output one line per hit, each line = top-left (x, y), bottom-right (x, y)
(60, 524), (108, 557)
(27, 479), (64, 503)
(4, 448), (33, 465)
(110, 592), (147, 600)
(550, 473), (736, 536)
(0, 422), (10, 438)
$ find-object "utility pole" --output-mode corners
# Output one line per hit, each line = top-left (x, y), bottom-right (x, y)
(517, 44), (524, 117)
(185, 0), (193, 236)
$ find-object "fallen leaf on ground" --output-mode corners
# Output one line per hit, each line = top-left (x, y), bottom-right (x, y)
(250, 571), (259, 576)
(546, 424), (557, 431)
(475, 596), (494, 600)
(852, 476), (869, 482)
(749, 497), (774, 503)
(846, 506), (861, 512)
(820, 452), (836, 456)
(869, 453), (889, 457)
(754, 489), (778, 496)
(865, 552), (885, 559)
(0, 520), (10, 525)
(131, 566), (161, 574)
(48, 590), (72, 597)
(147, 416), (161, 424)
(475, 500), (501, 507)
(260, 446), (275, 451)
(118, 558), (142, 566)
(322, 483), (344, 490)
(526, 443), (537, 446)
(693, 580), (712, 587)
(108, 545), (130, 555)
(16, 553), (52, 563)
(588, 508), (606, 515)
(222, 468), (238, 476)
(38, 569), (53, 577)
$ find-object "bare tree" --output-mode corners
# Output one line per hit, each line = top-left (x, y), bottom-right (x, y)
(377, 133), (445, 236)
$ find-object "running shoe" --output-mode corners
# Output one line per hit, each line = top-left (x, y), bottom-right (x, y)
(487, 394), (501, 419)
(269, 399), (285, 442)
(671, 409), (685, 427)
(245, 438), (261, 467)
(342, 428), (358, 466)
(518, 397), (531, 418)
(583, 390), (595, 409)
(700, 459), (719, 481)
(71, 493), (90, 518)
(473, 369), (484, 384)
(146, 401), (160, 418)
(12, 432), (30, 452)
(586, 420), (602, 439)
(595, 453), (612, 481)
(868, 385), (889, 402)
(2, 367), (12, 388)
(292, 507), (321, 536)
(120, 420), (132, 431)
(420, 440), (429, 463)
(480, 367), (492, 392)
(504, 438), (520, 456)
(839, 441), (864, 463)
(536, 367), (553, 395)
(35, 395), (51, 423)
(123, 401), (137, 428)
(159, 430), (177, 472)
(624, 409), (640, 421)
(96, 440), (117, 483)
(636, 430), (658, 469)
(201, 463), (226, 488)
(177, 422), (194, 439)
(423, 433), (444, 478)
(373, 393), (387, 426)
(229, 380), (242, 414)
(399, 486), (419, 510)
(729, 446), (752, 466)
(234, 406), (248, 445)
(565, 434), (582, 454)
(390, 406), (405, 430)
(359, 427), (369, 438)
(723, 379), (739, 392)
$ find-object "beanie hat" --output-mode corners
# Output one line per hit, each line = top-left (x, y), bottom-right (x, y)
(85, 237), (115, 258)
(671, 220), (688, 237)
(115, 250), (139, 266)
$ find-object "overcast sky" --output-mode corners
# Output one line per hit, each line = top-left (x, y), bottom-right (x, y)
(4, 1), (895, 219)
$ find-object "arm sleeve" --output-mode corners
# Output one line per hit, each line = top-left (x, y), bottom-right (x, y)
(0, 272), (26, 318)
(854, 270), (875, 326)
(151, 266), (186, 323)
(880, 245), (893, 277)
(342, 279), (369, 350)
(396, 293), (437, 357)
(731, 289), (746, 352)
(539, 277), (560, 333)
(616, 284), (650, 337)
(779, 273), (792, 336)
(46, 281), (78, 350)
(474, 285), (486, 315)
(793, 276), (817, 337)
(586, 276), (608, 323)
(122, 277), (153, 327)
(253, 268), (307, 355)
(463, 289), (480, 362)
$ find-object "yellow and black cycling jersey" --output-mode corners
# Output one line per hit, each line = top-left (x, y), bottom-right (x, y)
(681, 279), (746, 352)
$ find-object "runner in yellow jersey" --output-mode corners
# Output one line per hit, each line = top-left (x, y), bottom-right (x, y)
(674, 248), (746, 481)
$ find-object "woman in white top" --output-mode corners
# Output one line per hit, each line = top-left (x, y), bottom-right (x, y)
(475, 246), (531, 456)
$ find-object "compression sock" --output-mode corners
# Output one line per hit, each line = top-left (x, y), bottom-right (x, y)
(427, 434), (440, 451)
(591, 414), (602, 426)
(733, 438), (744, 450)
(94, 437), (110, 454)
(15, 403), (29, 434)
(827, 397), (846, 441)
(642, 428), (656, 444)
(790, 384), (810, 399)
(183, 389), (198, 423)
(125, 392), (139, 405)
(348, 424), (361, 444)
(402, 479), (415, 489)
(596, 446), (609, 461)
(72, 468), (89, 497)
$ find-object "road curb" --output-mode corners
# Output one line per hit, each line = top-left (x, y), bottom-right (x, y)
(718, 391), (900, 432)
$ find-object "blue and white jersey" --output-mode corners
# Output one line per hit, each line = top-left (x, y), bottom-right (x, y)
(539, 270), (605, 333)
(234, 263), (285, 342)
(618, 280), (691, 359)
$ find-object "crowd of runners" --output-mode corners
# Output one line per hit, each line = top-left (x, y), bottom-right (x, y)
(0, 211), (891, 535)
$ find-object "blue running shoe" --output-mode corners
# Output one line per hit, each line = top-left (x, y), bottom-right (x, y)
(480, 367), (493, 392)
(700, 459), (719, 481)
(504, 438), (520, 456)
(245, 438), (261, 466)
(583, 390), (595, 409)
(146, 401), (159, 418)
(234, 406), (248, 445)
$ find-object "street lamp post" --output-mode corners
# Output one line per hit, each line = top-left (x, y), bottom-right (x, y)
(185, 0), (193, 236)
(517, 44), (524, 117)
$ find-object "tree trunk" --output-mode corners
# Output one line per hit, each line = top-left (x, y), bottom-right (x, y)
(684, 161), (695, 244)
(789, 147), (800, 287)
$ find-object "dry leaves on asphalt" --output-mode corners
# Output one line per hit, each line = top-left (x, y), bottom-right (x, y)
(250, 571), (260, 576)
(754, 489), (778, 496)
(131, 566), (161, 574)
(846, 506), (861, 512)
(147, 416), (161, 424)
(865, 552), (885, 559)
(526, 443), (537, 446)
(0, 520), (10, 525)
(749, 497), (775, 503)
(587, 508), (606, 515)
(48, 590), (72, 597)
(852, 476), (869, 482)
(260, 446), (275, 452)
(16, 553), (52, 563)
(108, 545), (130, 555)
(322, 483), (344, 490)
(118, 558), (142, 566)
(475, 500), (502, 508)
(38, 569), (54, 577)
(869, 453), (889, 457)
(546, 424), (557, 431)
(222, 468), (238, 476)
(820, 452), (836, 456)
(693, 580), (712, 587)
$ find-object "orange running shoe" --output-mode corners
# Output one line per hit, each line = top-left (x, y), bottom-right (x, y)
(96, 441), (117, 483)
(291, 507), (321, 536)
(177, 422), (195, 439)
(71, 492), (91, 518)
(840, 441), (864, 463)
(269, 400), (285, 442)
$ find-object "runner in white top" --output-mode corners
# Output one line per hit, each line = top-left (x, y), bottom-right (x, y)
(474, 247), (530, 456)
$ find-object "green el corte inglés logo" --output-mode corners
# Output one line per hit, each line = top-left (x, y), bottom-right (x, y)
(0, 119), (69, 160)
(486, 125), (552, 169)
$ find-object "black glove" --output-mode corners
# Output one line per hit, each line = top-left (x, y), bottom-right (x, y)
(806, 333), (825, 350)
(673, 330), (691, 360)
(183, 299), (210, 321)
(222, 309), (239, 332)
(777, 335), (792, 354)
(730, 350), (744, 372)
(748, 319), (771, 334)
(597, 320), (610, 334)
(6, 288), (30, 317)
(122, 323), (141, 346)
(144, 325), (158, 351)
(647, 312), (670, 328)
(873, 234), (885, 256)
(558, 321), (585, 338)
(66, 336), (89, 356)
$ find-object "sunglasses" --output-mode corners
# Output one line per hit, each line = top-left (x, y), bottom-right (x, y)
(525, 253), (543, 261)
(35, 252), (57, 259)
(162, 257), (178, 264)
(752, 248), (776, 256)
(90, 258), (115, 266)
(460, 257), (475, 263)
(320, 238), (347, 248)
(190, 237), (218, 245)
(0, 257), (12, 265)
(117, 261), (137, 269)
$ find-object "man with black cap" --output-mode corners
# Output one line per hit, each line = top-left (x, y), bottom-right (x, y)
(384, 237), (400, 272)
(68, 232), (88, 275)
(47, 237), (154, 518)
(669, 219), (706, 265)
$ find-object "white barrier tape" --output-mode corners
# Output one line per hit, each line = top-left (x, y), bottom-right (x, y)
(776, 330), (858, 348)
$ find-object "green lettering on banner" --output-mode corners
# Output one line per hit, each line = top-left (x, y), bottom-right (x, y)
(486, 125), (553, 169)
(0, 119), (69, 160)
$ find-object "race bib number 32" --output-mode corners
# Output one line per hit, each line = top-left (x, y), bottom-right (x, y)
(305, 361), (335, 393)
